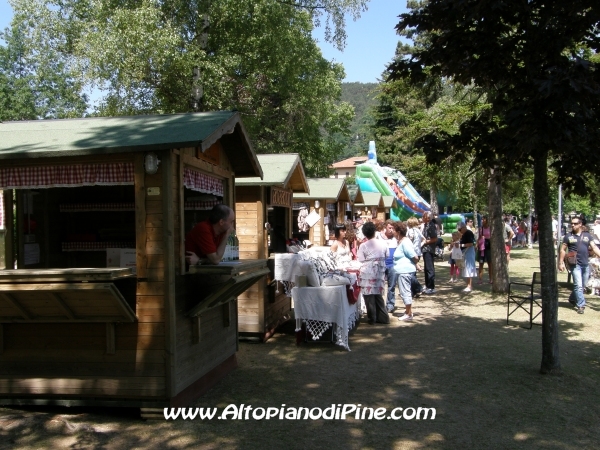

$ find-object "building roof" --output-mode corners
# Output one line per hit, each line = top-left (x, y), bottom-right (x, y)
(293, 178), (350, 202)
(330, 156), (368, 169)
(354, 191), (383, 208)
(346, 184), (364, 204)
(235, 153), (309, 193)
(382, 195), (398, 209)
(0, 111), (262, 178)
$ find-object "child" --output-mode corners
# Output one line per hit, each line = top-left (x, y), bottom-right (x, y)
(447, 231), (462, 282)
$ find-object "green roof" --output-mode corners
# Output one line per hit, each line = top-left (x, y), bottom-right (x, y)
(235, 154), (308, 193)
(355, 191), (383, 207)
(0, 111), (262, 177)
(382, 195), (397, 208)
(293, 178), (350, 202)
(346, 184), (364, 204)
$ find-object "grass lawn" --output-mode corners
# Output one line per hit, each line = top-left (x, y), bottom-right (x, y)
(1, 246), (599, 449)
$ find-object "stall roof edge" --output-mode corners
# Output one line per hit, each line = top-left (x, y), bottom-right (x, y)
(346, 184), (364, 204)
(354, 191), (383, 207)
(235, 153), (308, 193)
(292, 178), (350, 202)
(0, 111), (262, 178)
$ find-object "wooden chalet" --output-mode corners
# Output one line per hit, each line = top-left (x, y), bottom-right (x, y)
(234, 154), (309, 340)
(293, 178), (351, 246)
(353, 191), (383, 222)
(0, 111), (268, 412)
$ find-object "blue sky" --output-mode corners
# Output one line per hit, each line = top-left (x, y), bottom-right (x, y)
(0, 0), (406, 83)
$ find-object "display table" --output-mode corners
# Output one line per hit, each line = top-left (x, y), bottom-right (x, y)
(291, 285), (360, 351)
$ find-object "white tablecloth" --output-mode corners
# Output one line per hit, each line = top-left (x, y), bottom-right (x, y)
(292, 285), (359, 351)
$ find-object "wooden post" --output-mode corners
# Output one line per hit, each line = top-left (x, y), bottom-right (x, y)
(3, 190), (13, 270)
(162, 150), (177, 398)
(134, 154), (148, 279)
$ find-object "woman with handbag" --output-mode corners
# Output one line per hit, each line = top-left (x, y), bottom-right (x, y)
(357, 221), (390, 324)
(393, 221), (420, 321)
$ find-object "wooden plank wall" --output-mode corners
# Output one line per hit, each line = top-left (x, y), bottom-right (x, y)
(173, 146), (239, 396)
(0, 154), (167, 400)
(235, 187), (266, 335)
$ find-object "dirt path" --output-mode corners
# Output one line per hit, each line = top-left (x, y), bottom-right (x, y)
(2, 247), (599, 449)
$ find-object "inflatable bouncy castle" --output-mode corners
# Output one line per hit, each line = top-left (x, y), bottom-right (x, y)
(354, 141), (468, 231)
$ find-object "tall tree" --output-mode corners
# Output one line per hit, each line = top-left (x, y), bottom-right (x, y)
(372, 42), (488, 214)
(389, 0), (600, 374)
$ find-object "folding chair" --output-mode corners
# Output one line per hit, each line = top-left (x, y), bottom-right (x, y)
(507, 272), (542, 329)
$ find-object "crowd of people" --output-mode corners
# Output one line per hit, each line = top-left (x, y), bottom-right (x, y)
(325, 210), (600, 323)
(328, 214), (479, 324)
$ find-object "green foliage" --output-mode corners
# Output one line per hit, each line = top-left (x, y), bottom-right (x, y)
(371, 41), (489, 210)
(0, 20), (87, 121)
(336, 82), (377, 159)
(389, 0), (600, 195)
(282, 0), (369, 51)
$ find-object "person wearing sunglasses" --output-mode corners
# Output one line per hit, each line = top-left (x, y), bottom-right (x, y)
(558, 216), (600, 314)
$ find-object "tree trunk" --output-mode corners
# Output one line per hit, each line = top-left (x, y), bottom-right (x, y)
(488, 167), (509, 293)
(534, 152), (561, 374)
(469, 175), (477, 228)
(430, 186), (439, 216)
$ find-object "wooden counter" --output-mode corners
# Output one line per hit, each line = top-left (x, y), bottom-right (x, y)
(185, 259), (269, 317)
(0, 268), (135, 283)
(188, 259), (268, 276)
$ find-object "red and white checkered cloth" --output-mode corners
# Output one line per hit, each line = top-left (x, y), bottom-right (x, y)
(183, 168), (224, 197)
(0, 163), (135, 189)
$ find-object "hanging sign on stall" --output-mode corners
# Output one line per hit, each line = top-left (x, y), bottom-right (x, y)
(269, 187), (292, 208)
(305, 210), (321, 228)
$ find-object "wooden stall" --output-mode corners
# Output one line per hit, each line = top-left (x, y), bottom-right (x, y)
(353, 191), (383, 222)
(234, 154), (309, 340)
(380, 196), (398, 221)
(0, 111), (268, 411)
(346, 185), (364, 222)
(292, 178), (351, 247)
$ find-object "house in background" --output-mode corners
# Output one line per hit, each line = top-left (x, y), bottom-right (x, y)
(329, 156), (367, 179)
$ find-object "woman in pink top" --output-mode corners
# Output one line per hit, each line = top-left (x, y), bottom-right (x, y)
(478, 216), (492, 284)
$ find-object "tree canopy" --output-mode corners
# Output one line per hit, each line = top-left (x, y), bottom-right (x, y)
(6, 0), (364, 175)
(0, 21), (87, 121)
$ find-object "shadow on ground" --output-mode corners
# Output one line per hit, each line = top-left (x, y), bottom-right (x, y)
(1, 254), (599, 449)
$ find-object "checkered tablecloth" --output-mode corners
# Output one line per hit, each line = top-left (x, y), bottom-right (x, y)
(183, 168), (224, 197)
(0, 163), (134, 189)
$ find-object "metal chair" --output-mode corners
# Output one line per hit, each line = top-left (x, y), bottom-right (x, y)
(507, 272), (542, 329)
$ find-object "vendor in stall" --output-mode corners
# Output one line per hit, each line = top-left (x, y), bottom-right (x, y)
(185, 204), (235, 265)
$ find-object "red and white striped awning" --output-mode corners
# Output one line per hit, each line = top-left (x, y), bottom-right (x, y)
(0, 163), (135, 189)
(183, 167), (224, 197)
